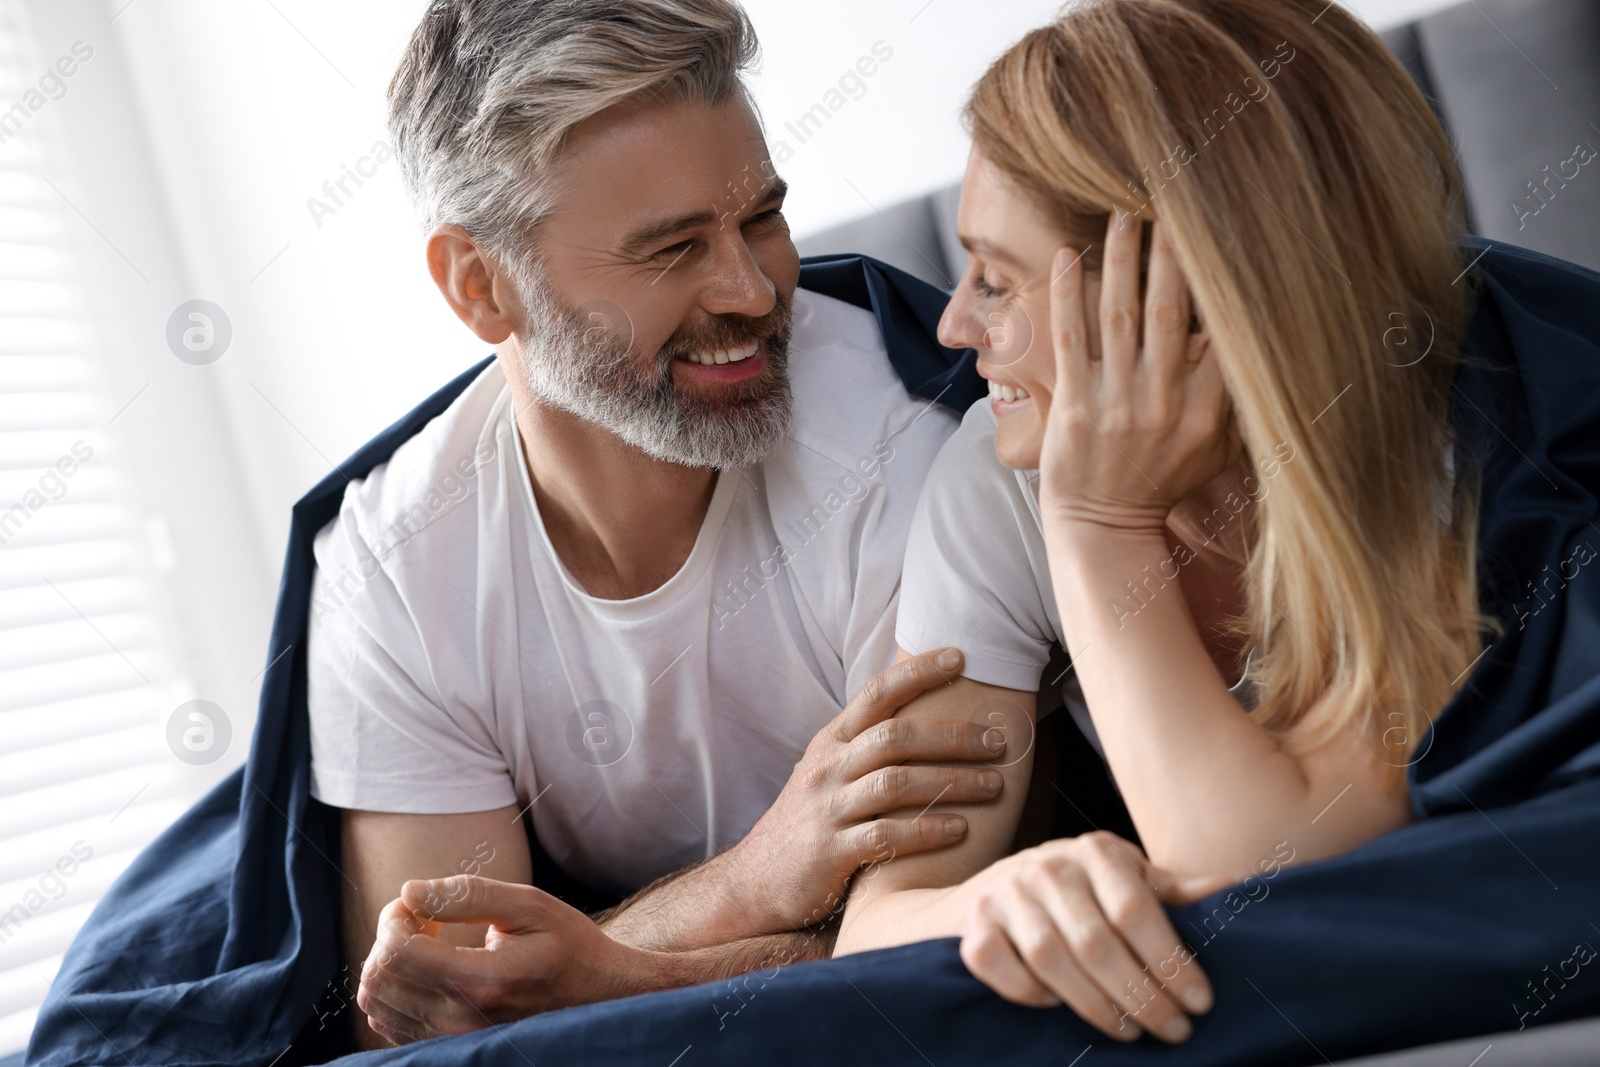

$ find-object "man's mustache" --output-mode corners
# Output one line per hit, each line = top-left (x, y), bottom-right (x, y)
(656, 296), (793, 364)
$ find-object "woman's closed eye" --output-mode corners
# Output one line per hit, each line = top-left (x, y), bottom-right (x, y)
(972, 272), (1010, 299)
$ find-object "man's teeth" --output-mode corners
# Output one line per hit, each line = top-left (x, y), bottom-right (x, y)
(680, 341), (760, 366)
(987, 381), (1031, 403)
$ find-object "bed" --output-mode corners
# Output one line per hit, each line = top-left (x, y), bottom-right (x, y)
(19, 243), (1600, 1067)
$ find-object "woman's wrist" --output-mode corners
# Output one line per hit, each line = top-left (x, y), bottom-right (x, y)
(1039, 495), (1170, 540)
(1041, 512), (1184, 654)
(1041, 506), (1170, 559)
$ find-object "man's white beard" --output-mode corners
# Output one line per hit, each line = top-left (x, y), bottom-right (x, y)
(514, 271), (794, 470)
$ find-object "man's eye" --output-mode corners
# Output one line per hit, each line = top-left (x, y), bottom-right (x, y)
(650, 209), (782, 260)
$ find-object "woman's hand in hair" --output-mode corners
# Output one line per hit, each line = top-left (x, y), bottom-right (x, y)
(958, 831), (1230, 1043)
(1037, 216), (1238, 536)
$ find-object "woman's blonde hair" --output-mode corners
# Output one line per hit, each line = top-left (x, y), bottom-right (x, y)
(968, 0), (1494, 763)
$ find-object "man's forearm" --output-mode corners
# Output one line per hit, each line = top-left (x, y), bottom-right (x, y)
(646, 924), (839, 992)
(583, 923), (839, 1012)
(593, 851), (843, 1001)
(594, 850), (769, 952)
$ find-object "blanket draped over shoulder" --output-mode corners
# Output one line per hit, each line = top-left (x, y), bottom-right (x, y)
(26, 244), (1600, 1067)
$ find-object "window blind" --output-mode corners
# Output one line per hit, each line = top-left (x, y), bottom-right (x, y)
(0, 3), (193, 1054)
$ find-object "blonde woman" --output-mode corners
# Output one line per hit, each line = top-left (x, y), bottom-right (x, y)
(832, 0), (1494, 1045)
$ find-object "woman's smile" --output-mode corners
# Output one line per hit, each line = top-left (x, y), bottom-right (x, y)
(984, 375), (1033, 415)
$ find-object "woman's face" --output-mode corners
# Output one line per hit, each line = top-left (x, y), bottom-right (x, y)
(937, 149), (1103, 471)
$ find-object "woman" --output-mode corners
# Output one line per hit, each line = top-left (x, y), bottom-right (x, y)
(831, 0), (1495, 1046)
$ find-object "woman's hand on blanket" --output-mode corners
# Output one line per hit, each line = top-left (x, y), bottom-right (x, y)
(727, 646), (1009, 933)
(357, 875), (642, 1044)
(1038, 216), (1238, 536)
(958, 831), (1231, 1044)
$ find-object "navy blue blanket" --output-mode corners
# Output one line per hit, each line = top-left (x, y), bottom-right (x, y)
(25, 244), (1600, 1066)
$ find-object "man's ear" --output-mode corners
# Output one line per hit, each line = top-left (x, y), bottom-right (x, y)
(426, 223), (522, 345)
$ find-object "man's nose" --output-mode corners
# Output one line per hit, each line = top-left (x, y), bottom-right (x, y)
(700, 239), (777, 319)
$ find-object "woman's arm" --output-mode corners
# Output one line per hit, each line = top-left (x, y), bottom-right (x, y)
(833, 648), (1035, 955)
(1043, 525), (1410, 877)
(849, 825), (1228, 1044)
(829, 649), (1231, 1046)
(1037, 218), (1410, 880)
(825, 649), (1223, 1046)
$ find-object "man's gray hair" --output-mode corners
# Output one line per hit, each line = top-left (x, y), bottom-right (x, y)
(389, 0), (759, 263)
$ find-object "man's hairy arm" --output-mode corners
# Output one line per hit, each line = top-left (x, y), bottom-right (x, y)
(593, 850), (854, 952)
(592, 856), (734, 951)
(347, 649), (1010, 1043)
(650, 919), (841, 986)
(595, 647), (1013, 953)
(345, 808), (838, 1048)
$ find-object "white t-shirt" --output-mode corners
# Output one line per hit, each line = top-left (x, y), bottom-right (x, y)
(306, 288), (959, 895)
(895, 399), (1253, 758)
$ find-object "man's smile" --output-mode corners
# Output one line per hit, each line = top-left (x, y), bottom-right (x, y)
(671, 338), (768, 383)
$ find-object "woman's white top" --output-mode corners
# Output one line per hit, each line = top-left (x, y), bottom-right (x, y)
(895, 399), (1255, 758)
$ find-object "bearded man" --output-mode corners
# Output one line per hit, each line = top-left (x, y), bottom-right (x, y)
(303, 0), (997, 1047)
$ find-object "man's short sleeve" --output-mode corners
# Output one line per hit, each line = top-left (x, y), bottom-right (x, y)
(306, 502), (517, 814)
(894, 400), (1057, 693)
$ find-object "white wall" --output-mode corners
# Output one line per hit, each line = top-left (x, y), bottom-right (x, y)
(91, 0), (1461, 721)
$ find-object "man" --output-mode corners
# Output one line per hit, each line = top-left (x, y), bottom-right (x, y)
(305, 0), (999, 1047)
